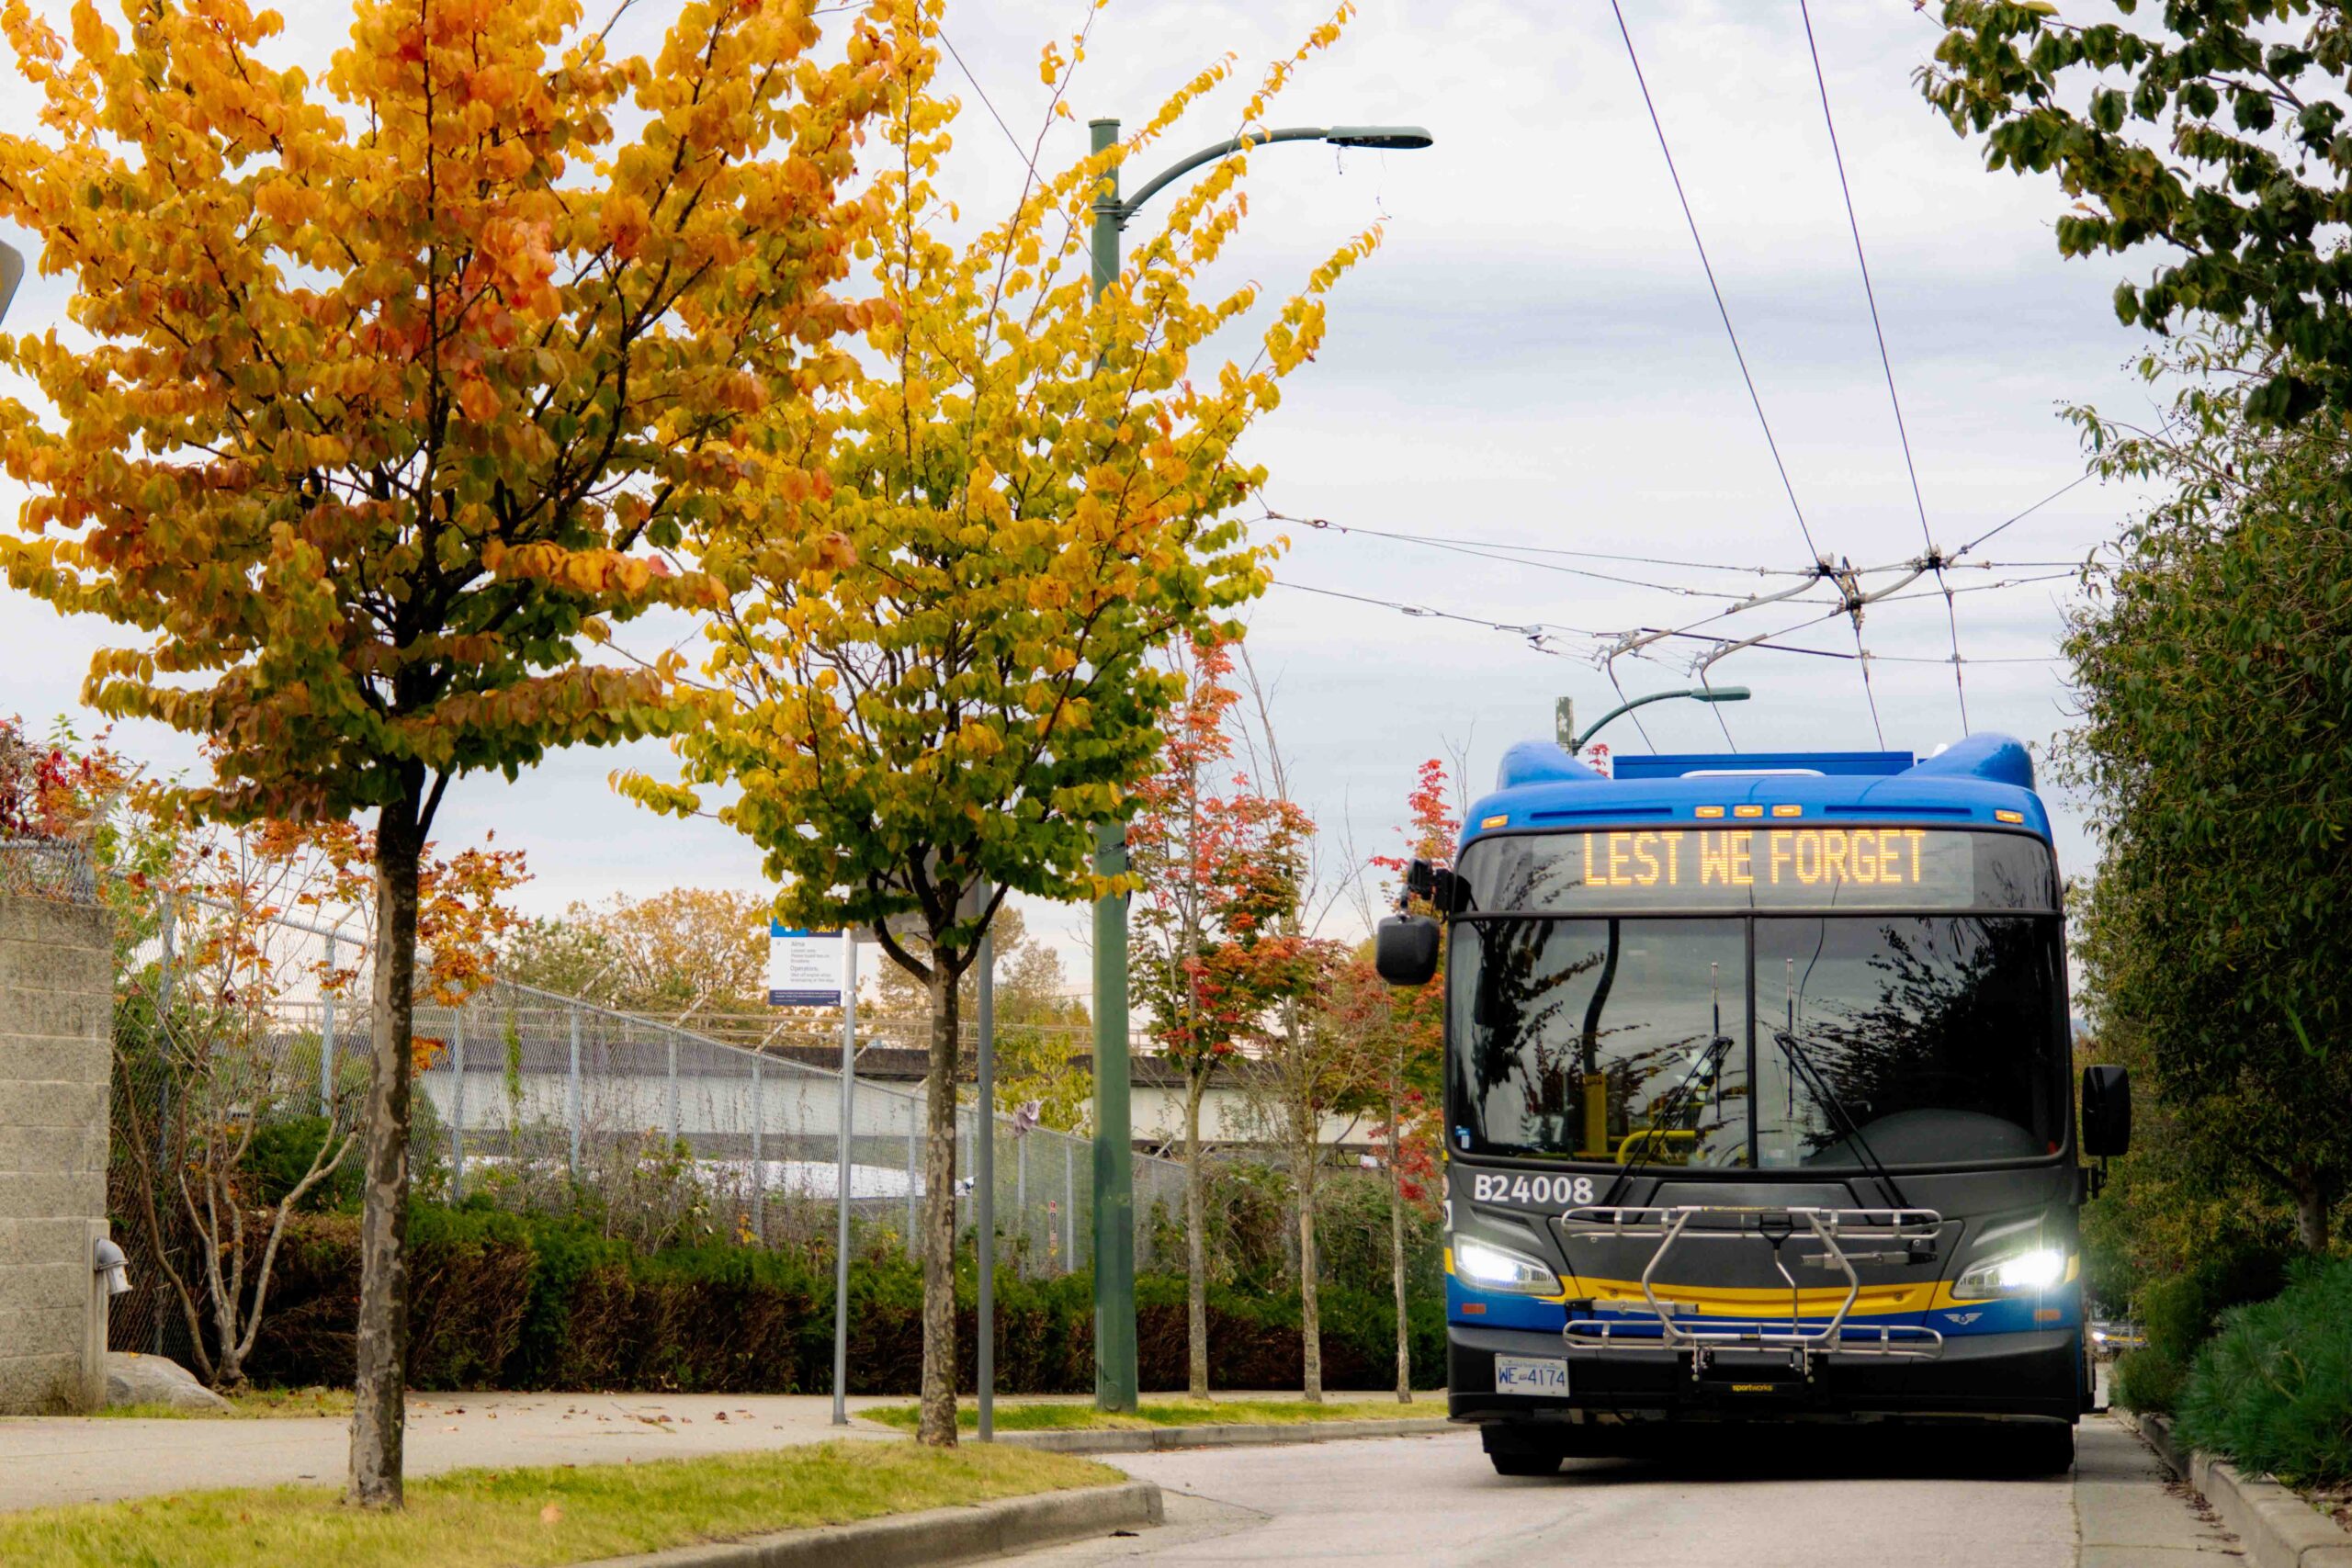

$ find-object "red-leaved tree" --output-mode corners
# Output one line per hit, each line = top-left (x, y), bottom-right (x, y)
(1363, 758), (1456, 1400)
(1129, 634), (1316, 1400)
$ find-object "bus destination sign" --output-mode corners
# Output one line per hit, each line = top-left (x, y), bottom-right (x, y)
(1579, 826), (1939, 895)
(1457, 825), (2042, 912)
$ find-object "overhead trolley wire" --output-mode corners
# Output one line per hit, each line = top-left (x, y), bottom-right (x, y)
(1609, 0), (1822, 569)
(1800, 0), (1930, 559)
(1851, 618), (1887, 748)
(1872, 569), (2079, 604)
(1939, 582), (1972, 729)
(1265, 511), (1815, 578)
(1606, 659), (1664, 751)
(1267, 580), (1602, 655)
(1952, 469), (2098, 560)
(937, 28), (1036, 173)
(1264, 511), (1809, 601)
(1797, 0), (1966, 734)
(1626, 624), (2062, 667)
(1268, 504), (2083, 585)
(1271, 578), (2069, 681)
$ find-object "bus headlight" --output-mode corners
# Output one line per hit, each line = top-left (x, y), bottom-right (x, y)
(1453, 1238), (1561, 1297)
(1953, 1246), (2066, 1299)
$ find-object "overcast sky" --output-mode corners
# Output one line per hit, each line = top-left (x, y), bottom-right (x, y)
(0, 0), (2163, 996)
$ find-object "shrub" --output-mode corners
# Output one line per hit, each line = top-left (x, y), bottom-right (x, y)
(2141, 1235), (2295, 1365)
(243, 1115), (363, 1213)
(243, 1204), (1446, 1395)
(2111, 1347), (2188, 1415)
(2176, 1257), (2352, 1487)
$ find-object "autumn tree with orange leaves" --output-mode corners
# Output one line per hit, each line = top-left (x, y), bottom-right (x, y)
(0, 0), (883, 1505)
(1130, 634), (1316, 1401)
(622, 0), (1384, 1446)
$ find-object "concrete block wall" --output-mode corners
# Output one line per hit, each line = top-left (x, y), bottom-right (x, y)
(0, 894), (112, 1414)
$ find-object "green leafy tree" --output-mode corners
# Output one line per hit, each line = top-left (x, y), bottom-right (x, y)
(0, 0), (879, 1504)
(2066, 328), (2352, 1252)
(1921, 0), (2352, 423)
(621, 1), (1380, 1446)
(868, 906), (1095, 1131)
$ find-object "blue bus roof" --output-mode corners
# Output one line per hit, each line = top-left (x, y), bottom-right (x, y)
(1460, 732), (2050, 849)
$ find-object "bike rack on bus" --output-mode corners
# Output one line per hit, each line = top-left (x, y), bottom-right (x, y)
(1556, 1205), (1946, 1378)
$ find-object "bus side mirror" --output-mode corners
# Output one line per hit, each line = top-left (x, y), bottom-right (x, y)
(2082, 1065), (2132, 1158)
(1375, 915), (1440, 987)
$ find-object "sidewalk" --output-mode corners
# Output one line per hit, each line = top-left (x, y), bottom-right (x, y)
(0, 1392), (906, 1511)
(0, 1389), (1413, 1512)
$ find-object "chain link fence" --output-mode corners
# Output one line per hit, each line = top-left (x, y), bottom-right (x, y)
(0, 834), (96, 901)
(101, 888), (1184, 1362)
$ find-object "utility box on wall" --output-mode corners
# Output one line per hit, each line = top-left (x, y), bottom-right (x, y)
(0, 886), (114, 1414)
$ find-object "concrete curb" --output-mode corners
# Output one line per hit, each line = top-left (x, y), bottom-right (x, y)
(997, 1416), (1454, 1454)
(2125, 1411), (2352, 1568)
(575, 1480), (1162, 1568)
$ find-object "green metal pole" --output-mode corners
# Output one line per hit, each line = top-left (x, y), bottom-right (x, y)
(1087, 115), (1139, 1415)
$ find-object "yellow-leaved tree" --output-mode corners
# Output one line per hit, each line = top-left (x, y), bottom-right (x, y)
(0, 0), (883, 1505)
(620, 0), (1383, 1447)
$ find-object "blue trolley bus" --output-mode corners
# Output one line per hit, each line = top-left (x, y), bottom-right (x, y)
(1374, 734), (2132, 1475)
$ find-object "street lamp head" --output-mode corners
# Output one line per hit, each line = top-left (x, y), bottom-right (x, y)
(1323, 125), (1433, 151)
(1694, 686), (1751, 704)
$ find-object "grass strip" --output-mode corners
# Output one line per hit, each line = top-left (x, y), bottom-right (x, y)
(860, 1396), (1425, 1432)
(0, 1439), (1117, 1568)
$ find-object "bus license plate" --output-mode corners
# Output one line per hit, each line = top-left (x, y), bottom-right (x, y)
(1494, 1355), (1568, 1395)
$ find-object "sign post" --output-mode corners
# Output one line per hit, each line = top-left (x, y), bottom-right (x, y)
(768, 925), (854, 1426)
(975, 918), (994, 1441)
(832, 932), (856, 1427)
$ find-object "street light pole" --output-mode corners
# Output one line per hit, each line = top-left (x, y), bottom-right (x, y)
(1570, 685), (1751, 754)
(1083, 114), (1430, 1415)
(1084, 115), (1139, 1418)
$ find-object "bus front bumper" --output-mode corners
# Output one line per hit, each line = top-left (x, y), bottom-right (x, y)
(1447, 1322), (2082, 1427)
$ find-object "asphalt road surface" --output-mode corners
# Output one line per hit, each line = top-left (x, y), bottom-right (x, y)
(1003, 1416), (2236, 1568)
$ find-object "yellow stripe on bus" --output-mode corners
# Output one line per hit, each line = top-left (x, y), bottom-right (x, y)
(1444, 1250), (2079, 1316)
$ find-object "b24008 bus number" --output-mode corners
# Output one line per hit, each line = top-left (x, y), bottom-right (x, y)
(1470, 1173), (1594, 1207)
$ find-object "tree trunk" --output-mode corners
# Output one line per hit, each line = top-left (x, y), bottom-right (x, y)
(1184, 1071), (1209, 1402)
(917, 962), (962, 1448)
(2293, 1173), (2332, 1253)
(1388, 1076), (1410, 1404)
(348, 793), (424, 1508)
(1298, 1144), (1322, 1404)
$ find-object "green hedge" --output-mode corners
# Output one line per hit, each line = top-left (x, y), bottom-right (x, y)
(2176, 1257), (2352, 1486)
(2110, 1234), (2295, 1416)
(245, 1206), (1446, 1395)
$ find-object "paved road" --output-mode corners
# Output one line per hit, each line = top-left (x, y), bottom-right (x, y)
(1002, 1416), (2238, 1568)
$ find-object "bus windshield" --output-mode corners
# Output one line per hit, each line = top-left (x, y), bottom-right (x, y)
(1447, 909), (2067, 1171)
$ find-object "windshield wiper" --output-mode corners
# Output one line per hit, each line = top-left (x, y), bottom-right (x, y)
(1771, 1028), (1909, 1210)
(1597, 1032), (1736, 1210)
